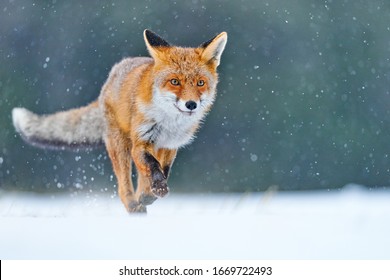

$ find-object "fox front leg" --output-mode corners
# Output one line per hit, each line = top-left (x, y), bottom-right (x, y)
(135, 151), (169, 207)
(132, 152), (167, 208)
(132, 146), (176, 206)
(144, 152), (169, 197)
(105, 136), (146, 213)
(146, 148), (177, 199)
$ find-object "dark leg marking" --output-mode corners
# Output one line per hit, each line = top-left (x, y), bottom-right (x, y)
(163, 165), (170, 178)
(144, 152), (169, 197)
(128, 200), (147, 213)
(139, 192), (158, 205)
(141, 123), (156, 138)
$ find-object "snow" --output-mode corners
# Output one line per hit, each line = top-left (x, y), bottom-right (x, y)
(0, 184), (390, 259)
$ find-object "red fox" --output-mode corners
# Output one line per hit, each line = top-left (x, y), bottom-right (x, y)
(12, 29), (227, 213)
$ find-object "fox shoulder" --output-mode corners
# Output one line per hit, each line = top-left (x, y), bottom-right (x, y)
(101, 57), (153, 97)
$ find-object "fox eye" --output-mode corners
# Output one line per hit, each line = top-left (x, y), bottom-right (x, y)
(197, 80), (205, 87)
(170, 79), (180, 86)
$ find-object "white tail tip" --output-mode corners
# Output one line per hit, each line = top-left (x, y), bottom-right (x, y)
(12, 107), (32, 134)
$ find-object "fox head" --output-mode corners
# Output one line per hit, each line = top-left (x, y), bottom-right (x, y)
(144, 29), (227, 118)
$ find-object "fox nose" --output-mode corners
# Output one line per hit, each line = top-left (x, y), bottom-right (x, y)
(185, 101), (197, 111)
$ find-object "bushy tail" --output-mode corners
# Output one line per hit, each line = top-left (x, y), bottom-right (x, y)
(12, 101), (105, 150)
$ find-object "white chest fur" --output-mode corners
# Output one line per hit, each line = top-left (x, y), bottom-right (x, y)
(137, 114), (196, 149)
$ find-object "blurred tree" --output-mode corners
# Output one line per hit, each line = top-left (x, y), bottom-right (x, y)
(1, 0), (390, 193)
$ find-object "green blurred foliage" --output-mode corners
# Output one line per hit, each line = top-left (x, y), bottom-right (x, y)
(1, 0), (390, 193)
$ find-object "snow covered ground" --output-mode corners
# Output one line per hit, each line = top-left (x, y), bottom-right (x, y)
(1, 184), (389, 260)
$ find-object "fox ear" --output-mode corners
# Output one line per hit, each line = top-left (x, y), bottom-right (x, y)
(144, 29), (170, 60)
(200, 32), (228, 66)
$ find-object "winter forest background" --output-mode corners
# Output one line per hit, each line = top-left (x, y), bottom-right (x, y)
(1, 0), (390, 194)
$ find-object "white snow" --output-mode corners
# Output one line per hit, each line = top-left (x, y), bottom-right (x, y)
(0, 184), (389, 259)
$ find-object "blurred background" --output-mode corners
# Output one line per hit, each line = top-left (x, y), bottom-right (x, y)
(1, 0), (390, 194)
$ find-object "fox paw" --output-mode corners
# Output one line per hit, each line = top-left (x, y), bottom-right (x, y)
(151, 179), (169, 197)
(139, 193), (158, 205)
(128, 201), (147, 213)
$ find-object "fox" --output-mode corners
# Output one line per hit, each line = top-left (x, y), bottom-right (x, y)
(11, 29), (228, 213)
